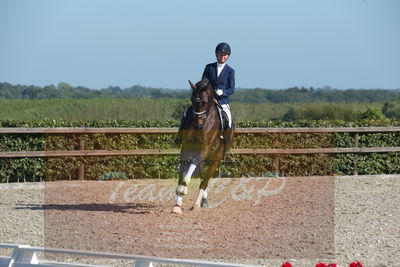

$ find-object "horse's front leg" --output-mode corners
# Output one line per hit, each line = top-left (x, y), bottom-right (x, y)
(176, 162), (197, 196)
(173, 160), (197, 214)
(192, 143), (224, 210)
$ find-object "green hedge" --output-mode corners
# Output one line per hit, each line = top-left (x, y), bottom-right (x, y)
(1, 119), (400, 182)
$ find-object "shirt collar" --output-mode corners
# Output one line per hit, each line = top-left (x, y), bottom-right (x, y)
(217, 62), (226, 69)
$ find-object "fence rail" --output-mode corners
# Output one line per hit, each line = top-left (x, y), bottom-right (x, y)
(1, 147), (400, 158)
(1, 126), (400, 134)
(0, 243), (261, 267)
(1, 127), (399, 177)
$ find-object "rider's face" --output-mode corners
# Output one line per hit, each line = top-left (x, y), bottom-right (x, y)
(216, 52), (229, 64)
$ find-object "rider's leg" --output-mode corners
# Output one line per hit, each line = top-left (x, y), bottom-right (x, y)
(220, 104), (233, 156)
(221, 104), (232, 129)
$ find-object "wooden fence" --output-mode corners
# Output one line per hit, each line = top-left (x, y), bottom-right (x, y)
(1, 127), (400, 178)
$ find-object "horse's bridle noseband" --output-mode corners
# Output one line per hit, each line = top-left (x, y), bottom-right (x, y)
(192, 106), (208, 129)
(191, 91), (209, 129)
(193, 110), (207, 116)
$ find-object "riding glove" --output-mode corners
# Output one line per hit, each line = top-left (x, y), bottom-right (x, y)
(215, 89), (223, 96)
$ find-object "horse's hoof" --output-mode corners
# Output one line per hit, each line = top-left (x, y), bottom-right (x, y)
(172, 205), (182, 214)
(201, 198), (209, 208)
(190, 205), (201, 211)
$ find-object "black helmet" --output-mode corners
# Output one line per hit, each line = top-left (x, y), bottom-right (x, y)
(215, 42), (231, 55)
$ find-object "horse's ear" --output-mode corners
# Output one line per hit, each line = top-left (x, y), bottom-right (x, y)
(188, 80), (196, 90)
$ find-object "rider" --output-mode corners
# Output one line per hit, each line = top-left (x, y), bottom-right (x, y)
(179, 42), (235, 135)
(202, 42), (235, 130)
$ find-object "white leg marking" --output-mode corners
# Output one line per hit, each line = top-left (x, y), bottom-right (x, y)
(203, 189), (208, 199)
(176, 195), (183, 206)
(194, 188), (205, 208)
(172, 195), (183, 214)
(176, 185), (188, 195)
(183, 163), (197, 185)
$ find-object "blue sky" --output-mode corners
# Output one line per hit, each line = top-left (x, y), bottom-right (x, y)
(0, 0), (399, 90)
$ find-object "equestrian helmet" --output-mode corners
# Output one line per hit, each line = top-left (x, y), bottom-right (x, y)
(215, 42), (231, 55)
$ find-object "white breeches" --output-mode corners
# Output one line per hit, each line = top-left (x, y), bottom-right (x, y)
(221, 104), (232, 128)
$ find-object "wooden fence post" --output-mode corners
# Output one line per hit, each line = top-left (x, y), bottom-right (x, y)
(274, 156), (280, 175)
(274, 133), (281, 175)
(353, 132), (359, 175)
(78, 138), (85, 180)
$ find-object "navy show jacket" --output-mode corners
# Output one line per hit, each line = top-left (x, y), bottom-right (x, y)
(202, 62), (235, 105)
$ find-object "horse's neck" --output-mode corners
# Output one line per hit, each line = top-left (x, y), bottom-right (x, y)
(207, 92), (216, 110)
(207, 97), (220, 125)
(206, 95), (216, 111)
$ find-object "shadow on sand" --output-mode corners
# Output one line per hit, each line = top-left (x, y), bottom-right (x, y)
(14, 202), (157, 214)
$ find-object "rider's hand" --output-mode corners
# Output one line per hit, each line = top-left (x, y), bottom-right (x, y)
(215, 89), (223, 96)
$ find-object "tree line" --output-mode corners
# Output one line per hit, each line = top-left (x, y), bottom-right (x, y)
(1, 82), (399, 103)
(1, 82), (400, 121)
(1, 97), (400, 121)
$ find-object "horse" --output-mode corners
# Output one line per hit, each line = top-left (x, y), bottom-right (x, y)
(172, 77), (234, 214)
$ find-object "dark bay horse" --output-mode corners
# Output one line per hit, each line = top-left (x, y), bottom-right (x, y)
(172, 78), (234, 214)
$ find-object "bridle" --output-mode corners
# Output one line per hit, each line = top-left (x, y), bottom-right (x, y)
(193, 110), (207, 116)
(191, 92), (208, 104)
(191, 89), (210, 129)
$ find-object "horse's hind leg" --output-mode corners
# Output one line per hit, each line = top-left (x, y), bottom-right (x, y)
(191, 188), (207, 211)
(200, 189), (209, 208)
(192, 175), (213, 210)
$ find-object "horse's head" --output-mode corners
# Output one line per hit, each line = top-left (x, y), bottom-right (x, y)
(189, 78), (213, 129)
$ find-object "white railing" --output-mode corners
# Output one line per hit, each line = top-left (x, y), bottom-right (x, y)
(0, 243), (263, 267)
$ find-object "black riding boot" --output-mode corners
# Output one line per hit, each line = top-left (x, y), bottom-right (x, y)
(223, 124), (234, 162)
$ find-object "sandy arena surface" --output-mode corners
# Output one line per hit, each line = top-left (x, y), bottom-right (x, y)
(0, 175), (399, 267)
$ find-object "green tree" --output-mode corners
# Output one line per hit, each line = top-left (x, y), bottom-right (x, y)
(382, 97), (400, 119)
(283, 107), (299, 121)
(172, 99), (190, 120)
(359, 107), (385, 120)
